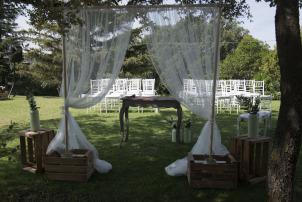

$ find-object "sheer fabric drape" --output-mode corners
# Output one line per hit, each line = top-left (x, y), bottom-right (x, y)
(47, 6), (227, 176)
(146, 7), (228, 176)
(47, 9), (133, 173)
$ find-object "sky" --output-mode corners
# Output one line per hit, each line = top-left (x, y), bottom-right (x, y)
(16, 0), (301, 48)
(240, 0), (277, 48)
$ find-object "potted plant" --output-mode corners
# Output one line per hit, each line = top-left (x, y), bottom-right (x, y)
(167, 117), (177, 143)
(237, 96), (261, 137)
(26, 94), (40, 132)
(183, 119), (192, 144)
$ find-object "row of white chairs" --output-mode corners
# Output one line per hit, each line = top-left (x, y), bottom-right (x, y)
(91, 78), (156, 98)
(89, 78), (156, 113)
(183, 79), (265, 96)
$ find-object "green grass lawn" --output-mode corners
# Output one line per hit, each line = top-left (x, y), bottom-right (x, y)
(0, 96), (301, 202)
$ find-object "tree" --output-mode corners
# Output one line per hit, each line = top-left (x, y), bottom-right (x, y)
(220, 19), (249, 60)
(220, 34), (270, 79)
(258, 0), (302, 201)
(0, 0), (23, 89)
(255, 49), (280, 98)
(16, 23), (62, 95)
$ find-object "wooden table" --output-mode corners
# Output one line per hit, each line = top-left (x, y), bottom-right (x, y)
(119, 96), (182, 143)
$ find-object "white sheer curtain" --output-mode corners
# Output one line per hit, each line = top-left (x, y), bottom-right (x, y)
(47, 8), (134, 173)
(146, 7), (229, 176)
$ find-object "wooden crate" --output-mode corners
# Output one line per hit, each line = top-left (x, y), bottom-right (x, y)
(230, 135), (271, 182)
(45, 149), (94, 182)
(18, 129), (55, 173)
(187, 152), (238, 189)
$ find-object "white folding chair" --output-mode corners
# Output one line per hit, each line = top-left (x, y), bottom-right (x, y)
(141, 79), (156, 96)
(254, 81), (265, 95)
(126, 79), (142, 96)
(245, 80), (255, 93)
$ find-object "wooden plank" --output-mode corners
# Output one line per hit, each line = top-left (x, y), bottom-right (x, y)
(45, 173), (90, 182)
(188, 154), (238, 189)
(27, 138), (34, 163)
(251, 142), (256, 177)
(261, 142), (269, 176)
(255, 142), (262, 176)
(35, 134), (43, 172)
(19, 136), (27, 165)
(190, 179), (237, 189)
(45, 156), (88, 165)
(248, 176), (267, 185)
(45, 164), (89, 173)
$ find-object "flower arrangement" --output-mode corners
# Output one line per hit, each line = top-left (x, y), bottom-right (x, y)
(236, 95), (260, 114)
(26, 93), (40, 131)
(183, 118), (192, 128)
(166, 116), (177, 129)
(166, 117), (177, 143)
(26, 94), (39, 111)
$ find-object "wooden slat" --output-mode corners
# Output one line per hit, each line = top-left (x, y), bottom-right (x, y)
(255, 142), (262, 176)
(45, 173), (90, 182)
(188, 154), (238, 189)
(19, 136), (27, 165)
(45, 164), (90, 173)
(45, 156), (88, 165)
(35, 134), (43, 172)
(262, 142), (269, 176)
(27, 138), (34, 163)
(230, 136), (271, 182)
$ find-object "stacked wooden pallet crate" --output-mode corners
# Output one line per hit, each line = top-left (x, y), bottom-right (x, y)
(187, 152), (239, 189)
(18, 129), (94, 182)
(18, 129), (55, 173)
(45, 149), (94, 182)
(230, 135), (271, 183)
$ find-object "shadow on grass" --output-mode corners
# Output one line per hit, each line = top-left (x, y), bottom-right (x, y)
(0, 109), (301, 202)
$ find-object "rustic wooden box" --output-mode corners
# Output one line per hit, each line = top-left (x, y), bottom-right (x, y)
(230, 135), (271, 183)
(187, 152), (238, 189)
(18, 129), (55, 173)
(45, 149), (94, 182)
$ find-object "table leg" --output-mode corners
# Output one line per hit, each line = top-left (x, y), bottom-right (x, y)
(176, 105), (182, 144)
(125, 106), (129, 142)
(119, 103), (125, 141)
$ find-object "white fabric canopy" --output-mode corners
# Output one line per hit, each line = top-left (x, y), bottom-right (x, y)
(47, 5), (228, 175)
(146, 7), (228, 176)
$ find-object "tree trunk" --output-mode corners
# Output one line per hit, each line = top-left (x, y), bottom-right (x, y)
(267, 0), (302, 201)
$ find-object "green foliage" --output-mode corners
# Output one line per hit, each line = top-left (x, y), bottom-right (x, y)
(183, 118), (192, 128)
(16, 24), (62, 95)
(220, 35), (270, 79)
(220, 19), (249, 60)
(254, 49), (280, 98)
(236, 95), (261, 114)
(220, 34), (281, 97)
(0, 121), (18, 161)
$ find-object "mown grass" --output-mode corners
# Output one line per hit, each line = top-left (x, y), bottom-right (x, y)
(0, 96), (301, 202)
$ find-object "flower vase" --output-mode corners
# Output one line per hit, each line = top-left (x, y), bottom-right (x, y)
(183, 127), (192, 144)
(30, 110), (40, 132)
(171, 128), (176, 143)
(248, 113), (259, 137)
